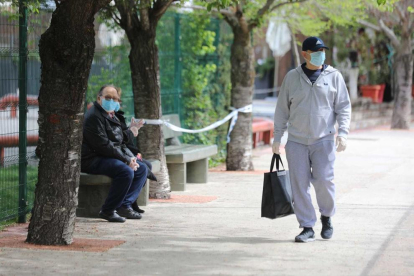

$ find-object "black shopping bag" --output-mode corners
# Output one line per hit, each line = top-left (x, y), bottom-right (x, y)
(261, 154), (294, 219)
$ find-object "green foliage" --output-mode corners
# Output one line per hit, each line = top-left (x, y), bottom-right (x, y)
(179, 12), (232, 167)
(205, 0), (239, 11)
(91, 9), (234, 167)
(255, 57), (275, 78)
(333, 24), (392, 85)
(0, 165), (37, 222)
(280, 0), (366, 38)
(0, 0), (46, 19)
(86, 41), (134, 116)
(209, 38), (232, 166)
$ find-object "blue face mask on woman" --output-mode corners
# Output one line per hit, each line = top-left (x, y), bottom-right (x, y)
(114, 102), (120, 112)
(101, 98), (119, 112)
(309, 51), (326, 67)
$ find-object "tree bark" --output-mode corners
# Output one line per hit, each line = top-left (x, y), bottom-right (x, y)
(128, 26), (171, 198)
(113, 0), (173, 198)
(391, 37), (413, 129)
(226, 22), (255, 171)
(27, 0), (110, 245)
(371, 0), (414, 129)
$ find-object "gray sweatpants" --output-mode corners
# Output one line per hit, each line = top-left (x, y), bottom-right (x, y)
(285, 140), (336, 228)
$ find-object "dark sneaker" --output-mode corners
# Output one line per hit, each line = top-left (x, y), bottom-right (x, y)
(99, 210), (126, 223)
(295, 227), (315, 243)
(131, 201), (145, 214)
(116, 206), (142, 219)
(321, 216), (333, 239)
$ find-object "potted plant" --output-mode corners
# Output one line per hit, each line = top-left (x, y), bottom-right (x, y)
(360, 66), (385, 103)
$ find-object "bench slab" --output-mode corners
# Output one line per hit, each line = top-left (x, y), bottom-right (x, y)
(165, 144), (217, 163)
(165, 145), (217, 191)
(77, 159), (160, 218)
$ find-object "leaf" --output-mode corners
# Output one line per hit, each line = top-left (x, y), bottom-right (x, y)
(408, 6), (414, 13)
(377, 0), (386, 6)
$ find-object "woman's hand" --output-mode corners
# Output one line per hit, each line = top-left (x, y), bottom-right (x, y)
(130, 126), (139, 137)
(130, 118), (145, 129)
(129, 157), (139, 171)
(130, 118), (145, 137)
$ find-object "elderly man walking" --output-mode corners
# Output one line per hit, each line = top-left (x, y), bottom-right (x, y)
(273, 37), (351, 242)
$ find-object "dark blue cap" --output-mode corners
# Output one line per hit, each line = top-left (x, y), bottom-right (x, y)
(302, 37), (329, 51)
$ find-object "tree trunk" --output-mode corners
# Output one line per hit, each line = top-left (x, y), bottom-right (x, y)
(226, 27), (255, 171)
(128, 26), (171, 199)
(27, 0), (109, 245)
(391, 37), (413, 129)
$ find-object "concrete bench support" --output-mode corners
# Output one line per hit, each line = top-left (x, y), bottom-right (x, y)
(77, 159), (160, 218)
(187, 158), (208, 183)
(167, 163), (186, 191)
(167, 158), (210, 191)
(162, 114), (218, 192)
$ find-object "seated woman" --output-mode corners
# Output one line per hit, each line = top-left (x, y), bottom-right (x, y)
(114, 88), (158, 214)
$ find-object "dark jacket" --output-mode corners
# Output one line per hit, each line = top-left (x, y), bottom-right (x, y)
(81, 102), (135, 172)
(115, 110), (140, 156)
(115, 110), (157, 181)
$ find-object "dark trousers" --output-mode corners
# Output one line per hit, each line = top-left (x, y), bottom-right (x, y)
(86, 157), (148, 213)
(141, 158), (152, 171)
(141, 158), (152, 182)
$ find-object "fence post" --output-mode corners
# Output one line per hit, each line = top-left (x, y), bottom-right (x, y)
(18, 0), (28, 223)
(174, 14), (182, 119)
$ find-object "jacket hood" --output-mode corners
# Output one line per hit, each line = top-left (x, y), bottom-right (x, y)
(295, 64), (338, 76)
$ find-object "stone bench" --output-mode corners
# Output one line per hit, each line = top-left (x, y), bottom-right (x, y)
(162, 114), (218, 191)
(77, 159), (160, 218)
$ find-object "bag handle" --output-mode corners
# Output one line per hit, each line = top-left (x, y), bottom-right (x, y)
(270, 153), (285, 172)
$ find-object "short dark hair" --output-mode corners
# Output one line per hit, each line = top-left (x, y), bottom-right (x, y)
(97, 85), (120, 97)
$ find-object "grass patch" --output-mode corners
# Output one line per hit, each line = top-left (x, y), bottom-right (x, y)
(0, 165), (37, 223)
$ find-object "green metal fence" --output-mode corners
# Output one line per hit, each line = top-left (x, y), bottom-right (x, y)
(0, 8), (232, 225)
(0, 5), (45, 225)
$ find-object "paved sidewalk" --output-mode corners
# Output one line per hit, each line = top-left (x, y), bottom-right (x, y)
(1, 124), (414, 276)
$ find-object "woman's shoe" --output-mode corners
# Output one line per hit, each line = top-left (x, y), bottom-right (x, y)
(131, 201), (145, 213)
(147, 171), (158, 181)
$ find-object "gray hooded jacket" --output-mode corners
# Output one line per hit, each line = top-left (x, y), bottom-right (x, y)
(273, 65), (351, 145)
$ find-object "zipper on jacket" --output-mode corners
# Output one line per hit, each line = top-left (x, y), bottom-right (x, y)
(307, 72), (324, 140)
(308, 86), (313, 140)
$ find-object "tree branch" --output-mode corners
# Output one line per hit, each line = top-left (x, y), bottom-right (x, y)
(357, 19), (381, 31)
(255, 0), (274, 20)
(410, 17), (414, 33)
(395, 3), (406, 23)
(115, 0), (140, 35)
(270, 0), (307, 13)
(395, 2), (410, 34)
(235, 3), (243, 17)
(152, 0), (176, 19)
(138, 0), (151, 30)
(248, 0), (307, 30)
(173, 3), (234, 17)
(222, 12), (240, 29)
(379, 19), (400, 48)
(107, 8), (122, 27)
